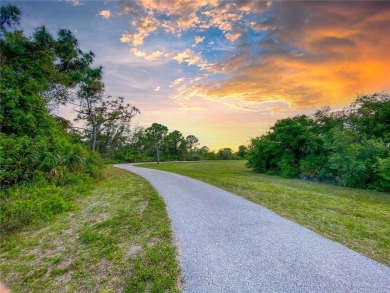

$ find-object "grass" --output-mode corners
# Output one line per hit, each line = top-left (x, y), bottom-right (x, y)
(0, 166), (181, 292)
(140, 160), (390, 266)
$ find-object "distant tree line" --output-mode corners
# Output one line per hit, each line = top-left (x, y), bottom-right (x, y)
(247, 93), (390, 191)
(89, 121), (249, 163)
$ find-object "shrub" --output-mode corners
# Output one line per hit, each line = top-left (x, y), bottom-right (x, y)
(278, 153), (299, 178)
(300, 154), (328, 179)
(0, 184), (74, 232)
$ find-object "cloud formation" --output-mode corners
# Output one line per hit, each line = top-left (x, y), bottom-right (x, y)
(99, 10), (111, 19)
(194, 36), (205, 44)
(117, 0), (390, 111)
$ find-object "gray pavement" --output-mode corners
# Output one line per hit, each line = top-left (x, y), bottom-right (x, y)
(115, 164), (390, 293)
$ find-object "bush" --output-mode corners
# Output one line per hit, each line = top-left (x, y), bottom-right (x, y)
(1, 184), (73, 232)
(278, 153), (299, 178)
(247, 93), (389, 191)
(370, 157), (390, 191)
(0, 167), (94, 233)
(300, 154), (328, 179)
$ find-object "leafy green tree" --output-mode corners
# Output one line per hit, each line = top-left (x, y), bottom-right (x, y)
(247, 93), (389, 191)
(323, 129), (387, 188)
(186, 135), (199, 160)
(143, 123), (169, 164)
(198, 146), (210, 154)
(313, 106), (345, 134)
(217, 148), (233, 160)
(237, 145), (248, 159)
(0, 5), (104, 185)
(165, 130), (185, 159)
(346, 93), (390, 142)
(372, 157), (390, 191)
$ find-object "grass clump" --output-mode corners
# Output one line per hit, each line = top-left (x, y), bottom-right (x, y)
(141, 160), (390, 266)
(0, 174), (91, 233)
(0, 167), (181, 292)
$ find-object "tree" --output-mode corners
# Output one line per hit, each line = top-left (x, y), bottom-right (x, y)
(346, 93), (390, 143)
(237, 145), (248, 159)
(143, 123), (169, 164)
(165, 130), (185, 159)
(247, 93), (389, 191)
(198, 146), (210, 154)
(186, 135), (199, 160)
(0, 5), (104, 186)
(217, 148), (233, 160)
(0, 4), (20, 33)
(74, 70), (139, 151)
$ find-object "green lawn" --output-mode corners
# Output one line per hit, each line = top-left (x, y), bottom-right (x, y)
(140, 160), (390, 266)
(0, 167), (181, 293)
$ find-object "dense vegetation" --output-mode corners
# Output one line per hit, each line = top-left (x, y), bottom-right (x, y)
(247, 93), (390, 191)
(1, 6), (181, 290)
(107, 122), (248, 163)
(0, 5), (124, 232)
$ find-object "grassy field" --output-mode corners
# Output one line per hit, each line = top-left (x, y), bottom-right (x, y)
(0, 167), (181, 293)
(141, 160), (390, 266)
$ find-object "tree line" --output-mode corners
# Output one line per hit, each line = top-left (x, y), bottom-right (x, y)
(90, 121), (248, 163)
(247, 93), (390, 192)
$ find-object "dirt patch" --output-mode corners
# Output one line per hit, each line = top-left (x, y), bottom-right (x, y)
(126, 245), (142, 258)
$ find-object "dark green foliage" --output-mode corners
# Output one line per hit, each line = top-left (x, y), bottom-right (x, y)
(0, 4), (20, 32)
(0, 5), (105, 233)
(237, 145), (248, 159)
(247, 93), (390, 191)
(114, 123), (210, 163)
(278, 153), (299, 178)
(0, 174), (92, 232)
(217, 148), (234, 160)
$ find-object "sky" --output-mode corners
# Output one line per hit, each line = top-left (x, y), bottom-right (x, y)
(7, 0), (390, 150)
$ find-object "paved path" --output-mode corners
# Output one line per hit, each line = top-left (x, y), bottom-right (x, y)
(116, 164), (390, 293)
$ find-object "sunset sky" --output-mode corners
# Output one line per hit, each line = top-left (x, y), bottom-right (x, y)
(10, 0), (390, 150)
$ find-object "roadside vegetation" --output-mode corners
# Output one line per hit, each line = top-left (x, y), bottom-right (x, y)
(141, 161), (390, 265)
(1, 7), (180, 290)
(246, 93), (390, 191)
(0, 167), (181, 292)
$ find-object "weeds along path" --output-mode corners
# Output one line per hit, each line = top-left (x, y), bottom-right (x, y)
(116, 164), (390, 293)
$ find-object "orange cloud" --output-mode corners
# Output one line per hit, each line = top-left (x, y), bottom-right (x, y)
(170, 1), (390, 110)
(194, 35), (205, 44)
(170, 77), (186, 88)
(99, 10), (111, 19)
(120, 16), (157, 46)
(119, 0), (264, 44)
(173, 48), (213, 70)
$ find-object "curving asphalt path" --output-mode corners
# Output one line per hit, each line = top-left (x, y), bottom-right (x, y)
(115, 164), (390, 293)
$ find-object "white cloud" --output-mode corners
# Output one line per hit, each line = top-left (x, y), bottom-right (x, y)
(170, 77), (186, 88)
(154, 86), (161, 92)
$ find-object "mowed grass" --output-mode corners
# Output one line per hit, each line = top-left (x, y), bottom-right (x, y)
(0, 167), (181, 293)
(140, 161), (390, 266)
